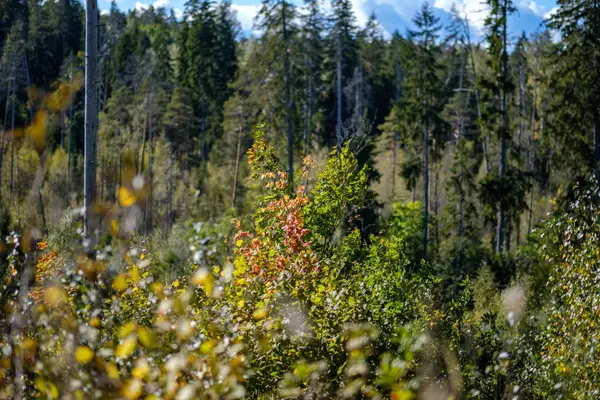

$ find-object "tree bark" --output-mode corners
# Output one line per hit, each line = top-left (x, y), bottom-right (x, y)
(145, 90), (154, 235)
(283, 1), (294, 186)
(496, 0), (508, 254)
(232, 115), (243, 209)
(84, 0), (98, 237)
(423, 93), (429, 261)
(336, 29), (343, 151)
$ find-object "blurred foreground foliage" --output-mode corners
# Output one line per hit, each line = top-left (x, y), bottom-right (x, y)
(0, 129), (598, 399)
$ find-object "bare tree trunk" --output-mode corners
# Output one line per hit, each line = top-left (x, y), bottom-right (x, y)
(139, 93), (148, 175)
(232, 118), (243, 209)
(392, 54), (401, 202)
(527, 53), (538, 235)
(283, 1), (294, 187)
(84, 0), (98, 237)
(336, 30), (343, 151)
(168, 149), (174, 230)
(200, 96), (207, 162)
(66, 102), (72, 205)
(145, 90), (154, 235)
(392, 132), (398, 202)
(10, 64), (16, 201)
(423, 93), (429, 261)
(595, 112), (600, 180)
(462, 14), (488, 174)
(496, 0), (509, 254)
(304, 53), (311, 157)
(0, 70), (13, 203)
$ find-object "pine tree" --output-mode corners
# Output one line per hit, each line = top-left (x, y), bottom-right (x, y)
(329, 0), (356, 150)
(482, 0), (514, 252)
(548, 0), (600, 178)
(407, 2), (443, 261)
(256, 0), (297, 185)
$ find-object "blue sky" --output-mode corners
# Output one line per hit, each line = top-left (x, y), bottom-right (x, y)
(98, 0), (558, 41)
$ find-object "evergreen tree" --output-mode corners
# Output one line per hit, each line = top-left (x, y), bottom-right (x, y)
(407, 2), (443, 260)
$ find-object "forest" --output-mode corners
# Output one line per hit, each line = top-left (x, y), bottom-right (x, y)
(1, 0), (600, 397)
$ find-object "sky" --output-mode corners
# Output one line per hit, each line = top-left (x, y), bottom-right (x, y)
(98, 0), (558, 42)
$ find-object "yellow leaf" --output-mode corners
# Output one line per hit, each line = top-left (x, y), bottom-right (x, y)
(119, 322), (138, 338)
(138, 327), (158, 348)
(110, 219), (119, 235)
(191, 267), (214, 296)
(253, 307), (268, 320)
(26, 110), (48, 150)
(75, 346), (94, 365)
(44, 286), (67, 307)
(200, 340), (215, 354)
(119, 187), (136, 207)
(132, 358), (150, 379)
(112, 274), (128, 292)
(122, 379), (143, 399)
(106, 363), (119, 379)
(116, 335), (138, 359)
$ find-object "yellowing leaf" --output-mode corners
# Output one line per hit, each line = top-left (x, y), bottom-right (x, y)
(106, 363), (119, 379)
(253, 307), (268, 320)
(35, 376), (59, 399)
(116, 335), (137, 359)
(132, 358), (150, 379)
(200, 340), (215, 354)
(138, 326), (158, 348)
(119, 322), (138, 338)
(112, 274), (128, 292)
(110, 219), (119, 236)
(119, 187), (136, 207)
(75, 346), (94, 365)
(26, 110), (48, 150)
(191, 267), (214, 296)
(122, 379), (143, 399)
(44, 286), (67, 307)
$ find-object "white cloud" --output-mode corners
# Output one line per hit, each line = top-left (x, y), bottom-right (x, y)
(153, 0), (170, 8)
(135, 1), (149, 12)
(101, 9), (110, 15)
(527, 1), (547, 17)
(434, 0), (489, 34)
(544, 6), (558, 19)
(232, 4), (261, 33)
(174, 7), (183, 19)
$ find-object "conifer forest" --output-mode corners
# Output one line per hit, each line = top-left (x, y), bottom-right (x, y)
(2, 0), (600, 397)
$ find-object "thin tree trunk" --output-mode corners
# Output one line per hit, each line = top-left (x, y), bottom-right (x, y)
(528, 54), (538, 235)
(84, 0), (98, 237)
(232, 119), (243, 209)
(304, 53), (311, 157)
(595, 112), (600, 180)
(139, 94), (148, 175)
(0, 70), (13, 203)
(392, 131), (398, 202)
(168, 149), (174, 230)
(200, 96), (207, 162)
(10, 65), (16, 201)
(66, 102), (72, 205)
(423, 93), (429, 261)
(145, 90), (154, 235)
(283, 1), (293, 186)
(392, 54), (401, 202)
(496, 0), (508, 254)
(463, 15), (488, 174)
(336, 30), (343, 151)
